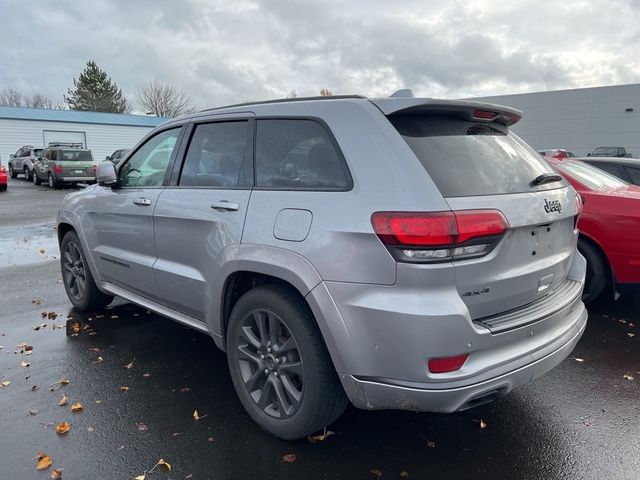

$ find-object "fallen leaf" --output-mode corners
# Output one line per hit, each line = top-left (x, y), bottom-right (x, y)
(70, 322), (80, 333)
(628, 333), (636, 338)
(157, 459), (172, 471)
(21, 360), (31, 368)
(51, 468), (63, 479)
(623, 374), (634, 381)
(192, 410), (207, 421)
(400, 472), (409, 478)
(207, 437), (214, 442)
(32, 385), (39, 391)
(370, 469), (383, 478)
(92, 356), (104, 364)
(87, 426), (95, 432)
(41, 312), (48, 317)
(134, 475), (146, 480)
(179, 386), (191, 393)
(124, 360), (135, 369)
(39, 248), (46, 254)
(111, 315), (119, 319)
(629, 323), (635, 327)
(88, 331), (98, 336)
(282, 454), (296, 463)
(142, 373), (151, 378)
(32, 298), (43, 305)
(307, 427), (335, 443)
(574, 357), (584, 362)
(29, 410), (39, 415)
(48, 312), (58, 320)
(55, 422), (70, 435)
(36, 452), (52, 471)
(1, 380), (11, 387)
(136, 422), (148, 431)
(70, 402), (83, 413)
(89, 347), (100, 353)
(59, 378), (70, 385)
(120, 386), (129, 392)
(58, 394), (69, 406)
(426, 439), (436, 448)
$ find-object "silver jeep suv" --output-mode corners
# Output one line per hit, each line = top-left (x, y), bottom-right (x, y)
(57, 94), (587, 439)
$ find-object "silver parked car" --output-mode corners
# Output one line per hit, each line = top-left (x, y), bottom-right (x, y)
(8, 145), (43, 180)
(57, 94), (588, 439)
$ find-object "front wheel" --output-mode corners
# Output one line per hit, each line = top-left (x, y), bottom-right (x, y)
(226, 285), (347, 440)
(578, 238), (608, 303)
(60, 231), (114, 311)
(8, 164), (17, 178)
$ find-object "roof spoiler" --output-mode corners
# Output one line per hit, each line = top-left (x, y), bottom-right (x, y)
(370, 98), (522, 126)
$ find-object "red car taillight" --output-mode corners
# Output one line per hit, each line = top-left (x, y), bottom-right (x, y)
(53, 163), (62, 174)
(371, 210), (509, 263)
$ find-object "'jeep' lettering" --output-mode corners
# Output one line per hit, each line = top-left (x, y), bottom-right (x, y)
(544, 198), (562, 214)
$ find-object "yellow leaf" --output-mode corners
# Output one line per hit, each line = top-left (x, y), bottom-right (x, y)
(282, 454), (296, 463)
(51, 468), (63, 478)
(70, 402), (83, 412)
(39, 248), (46, 254)
(59, 378), (70, 385)
(58, 394), (69, 406)
(120, 386), (130, 392)
(134, 476), (146, 480)
(55, 422), (70, 435)
(36, 454), (52, 471)
(1, 380), (11, 387)
(158, 459), (172, 471)
(192, 410), (207, 421)
(21, 360), (31, 368)
(307, 427), (335, 443)
(124, 360), (134, 369)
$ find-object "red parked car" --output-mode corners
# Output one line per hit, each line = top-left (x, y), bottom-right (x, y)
(548, 158), (640, 301)
(0, 156), (8, 192)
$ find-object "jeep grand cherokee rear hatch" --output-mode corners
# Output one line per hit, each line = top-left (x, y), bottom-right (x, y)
(386, 110), (580, 324)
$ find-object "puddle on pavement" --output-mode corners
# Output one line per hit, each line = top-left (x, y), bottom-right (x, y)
(0, 223), (60, 267)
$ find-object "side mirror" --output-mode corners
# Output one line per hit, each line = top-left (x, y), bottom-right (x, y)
(586, 153), (591, 156)
(105, 155), (111, 161)
(9, 154), (14, 159)
(96, 161), (118, 187)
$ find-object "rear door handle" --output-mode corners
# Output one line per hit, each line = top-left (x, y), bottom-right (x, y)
(133, 198), (152, 206)
(211, 200), (239, 211)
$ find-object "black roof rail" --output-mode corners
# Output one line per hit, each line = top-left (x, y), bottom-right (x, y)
(48, 142), (84, 148)
(202, 94), (367, 112)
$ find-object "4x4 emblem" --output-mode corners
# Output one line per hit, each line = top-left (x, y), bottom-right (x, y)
(544, 198), (562, 214)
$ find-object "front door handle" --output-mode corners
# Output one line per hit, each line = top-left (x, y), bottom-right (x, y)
(133, 198), (152, 206)
(211, 200), (239, 211)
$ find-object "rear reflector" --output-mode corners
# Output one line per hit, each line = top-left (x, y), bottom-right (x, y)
(428, 354), (469, 374)
(371, 210), (508, 263)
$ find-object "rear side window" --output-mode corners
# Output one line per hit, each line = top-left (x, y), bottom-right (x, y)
(626, 167), (640, 184)
(179, 121), (249, 187)
(255, 119), (350, 190)
(554, 161), (628, 190)
(589, 162), (624, 179)
(59, 150), (93, 162)
(389, 115), (566, 197)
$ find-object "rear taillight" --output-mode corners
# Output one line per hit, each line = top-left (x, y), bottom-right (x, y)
(93, 165), (97, 173)
(53, 163), (62, 174)
(371, 210), (509, 263)
(428, 354), (469, 373)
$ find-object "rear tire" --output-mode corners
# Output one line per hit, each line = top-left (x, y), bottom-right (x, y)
(33, 171), (41, 186)
(0, 185), (6, 192)
(226, 285), (348, 440)
(24, 167), (32, 181)
(578, 238), (608, 303)
(60, 230), (113, 311)
(48, 172), (59, 189)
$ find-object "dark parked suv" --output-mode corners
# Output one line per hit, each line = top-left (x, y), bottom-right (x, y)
(57, 94), (587, 439)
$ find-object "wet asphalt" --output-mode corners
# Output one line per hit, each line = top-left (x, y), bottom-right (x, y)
(0, 179), (639, 480)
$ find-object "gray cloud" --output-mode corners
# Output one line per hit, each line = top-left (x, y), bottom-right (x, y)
(1, 0), (639, 110)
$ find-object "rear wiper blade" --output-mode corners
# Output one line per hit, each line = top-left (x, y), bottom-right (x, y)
(531, 173), (563, 186)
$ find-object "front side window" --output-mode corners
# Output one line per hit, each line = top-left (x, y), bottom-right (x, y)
(255, 119), (350, 189)
(179, 121), (249, 187)
(119, 127), (181, 187)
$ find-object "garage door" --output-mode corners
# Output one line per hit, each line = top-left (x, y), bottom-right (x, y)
(43, 130), (87, 148)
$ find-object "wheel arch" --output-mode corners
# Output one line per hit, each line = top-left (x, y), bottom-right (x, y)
(578, 232), (616, 297)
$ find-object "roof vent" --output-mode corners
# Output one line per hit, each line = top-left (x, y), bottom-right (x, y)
(390, 89), (414, 98)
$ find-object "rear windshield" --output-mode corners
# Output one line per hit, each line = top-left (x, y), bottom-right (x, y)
(554, 161), (628, 190)
(59, 150), (93, 162)
(389, 115), (566, 197)
(592, 147), (619, 156)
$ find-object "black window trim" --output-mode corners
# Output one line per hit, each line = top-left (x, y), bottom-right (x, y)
(252, 115), (353, 192)
(168, 116), (255, 189)
(116, 124), (186, 189)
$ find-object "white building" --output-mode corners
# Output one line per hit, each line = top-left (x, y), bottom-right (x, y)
(472, 83), (640, 157)
(0, 107), (166, 163)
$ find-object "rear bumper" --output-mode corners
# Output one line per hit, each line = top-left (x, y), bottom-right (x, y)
(343, 304), (586, 412)
(60, 176), (96, 183)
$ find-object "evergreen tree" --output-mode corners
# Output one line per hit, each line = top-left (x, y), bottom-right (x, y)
(65, 60), (129, 113)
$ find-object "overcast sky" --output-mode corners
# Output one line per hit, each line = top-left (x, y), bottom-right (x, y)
(1, 0), (640, 110)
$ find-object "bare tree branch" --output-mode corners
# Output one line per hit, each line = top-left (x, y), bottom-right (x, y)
(0, 87), (23, 106)
(136, 81), (196, 117)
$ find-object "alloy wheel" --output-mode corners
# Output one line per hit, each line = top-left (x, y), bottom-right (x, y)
(236, 309), (304, 419)
(62, 241), (86, 301)
(48, 174), (54, 188)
